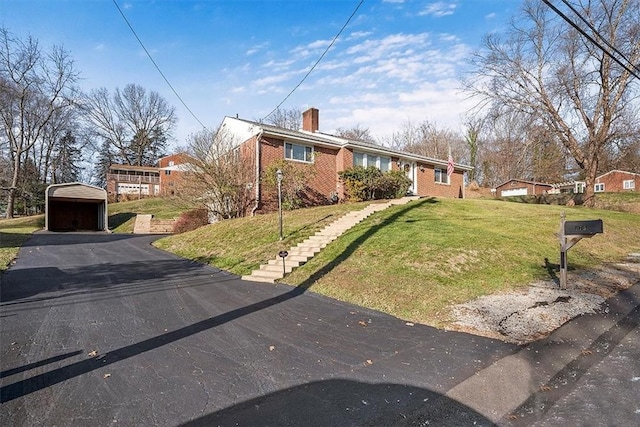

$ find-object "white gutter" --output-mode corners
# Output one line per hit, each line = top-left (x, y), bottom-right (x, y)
(251, 130), (263, 216)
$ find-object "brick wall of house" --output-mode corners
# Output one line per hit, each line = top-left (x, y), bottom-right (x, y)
(106, 179), (116, 200)
(158, 153), (190, 168)
(336, 147), (354, 199)
(595, 171), (639, 192)
(257, 137), (338, 210)
(309, 145), (339, 202)
(417, 163), (464, 198)
(158, 153), (192, 196)
(159, 169), (180, 196)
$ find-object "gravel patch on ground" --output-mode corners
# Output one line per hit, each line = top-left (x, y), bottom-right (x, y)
(451, 257), (640, 344)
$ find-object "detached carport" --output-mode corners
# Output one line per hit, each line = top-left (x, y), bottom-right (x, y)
(45, 183), (108, 231)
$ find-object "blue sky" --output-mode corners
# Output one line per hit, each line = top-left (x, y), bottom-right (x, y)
(2, 0), (518, 148)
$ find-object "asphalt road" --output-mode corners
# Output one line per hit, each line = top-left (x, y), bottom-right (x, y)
(1, 232), (516, 426)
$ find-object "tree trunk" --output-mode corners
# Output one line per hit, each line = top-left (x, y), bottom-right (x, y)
(582, 157), (599, 208)
(6, 187), (16, 219)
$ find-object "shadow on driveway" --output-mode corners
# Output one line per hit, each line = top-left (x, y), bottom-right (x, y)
(182, 379), (495, 426)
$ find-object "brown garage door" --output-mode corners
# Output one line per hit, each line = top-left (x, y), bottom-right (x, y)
(48, 199), (102, 231)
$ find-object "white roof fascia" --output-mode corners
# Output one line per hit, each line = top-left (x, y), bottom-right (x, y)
(221, 116), (262, 143)
(596, 169), (639, 180)
(262, 129), (342, 150)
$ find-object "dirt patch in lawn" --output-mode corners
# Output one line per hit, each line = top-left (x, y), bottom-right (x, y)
(450, 255), (640, 344)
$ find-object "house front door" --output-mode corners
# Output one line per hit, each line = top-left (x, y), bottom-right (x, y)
(402, 161), (417, 195)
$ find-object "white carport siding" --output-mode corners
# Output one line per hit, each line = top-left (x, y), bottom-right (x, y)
(45, 183), (108, 231)
(501, 187), (528, 197)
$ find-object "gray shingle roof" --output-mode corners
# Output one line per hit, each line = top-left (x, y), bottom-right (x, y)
(230, 117), (473, 171)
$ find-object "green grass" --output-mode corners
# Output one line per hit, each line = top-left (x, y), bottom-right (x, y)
(594, 191), (640, 213)
(154, 201), (374, 273)
(156, 197), (640, 327)
(108, 198), (194, 232)
(0, 215), (44, 270)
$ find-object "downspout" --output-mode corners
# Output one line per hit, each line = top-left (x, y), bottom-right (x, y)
(251, 130), (263, 216)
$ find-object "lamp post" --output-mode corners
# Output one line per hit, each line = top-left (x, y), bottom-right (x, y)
(276, 169), (283, 240)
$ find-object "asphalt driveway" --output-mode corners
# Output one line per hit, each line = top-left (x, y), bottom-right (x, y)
(0, 231), (517, 426)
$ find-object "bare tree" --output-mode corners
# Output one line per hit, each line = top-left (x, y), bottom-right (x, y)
(0, 27), (80, 217)
(462, 115), (484, 183)
(388, 119), (466, 163)
(180, 127), (255, 220)
(83, 83), (176, 167)
(335, 125), (377, 144)
(264, 107), (302, 130)
(466, 0), (640, 206)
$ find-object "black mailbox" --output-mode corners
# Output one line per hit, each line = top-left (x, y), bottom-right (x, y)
(564, 219), (603, 235)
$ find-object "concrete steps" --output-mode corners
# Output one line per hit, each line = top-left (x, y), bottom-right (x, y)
(242, 196), (419, 283)
(133, 214), (176, 234)
(149, 219), (176, 234)
(133, 214), (153, 234)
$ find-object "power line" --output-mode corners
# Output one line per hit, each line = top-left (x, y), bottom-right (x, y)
(542, 0), (640, 80)
(261, 0), (366, 122)
(559, 0), (640, 75)
(112, 0), (208, 130)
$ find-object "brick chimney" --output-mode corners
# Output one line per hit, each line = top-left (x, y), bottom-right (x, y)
(302, 107), (319, 132)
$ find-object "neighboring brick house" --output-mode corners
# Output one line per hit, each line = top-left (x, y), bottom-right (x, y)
(107, 153), (191, 200)
(106, 164), (161, 200)
(494, 179), (554, 197)
(594, 170), (639, 193)
(158, 153), (192, 196)
(221, 107), (472, 212)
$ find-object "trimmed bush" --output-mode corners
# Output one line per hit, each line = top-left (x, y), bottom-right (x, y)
(173, 208), (209, 234)
(339, 166), (411, 201)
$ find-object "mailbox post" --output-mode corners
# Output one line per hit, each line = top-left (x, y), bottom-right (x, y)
(558, 212), (603, 289)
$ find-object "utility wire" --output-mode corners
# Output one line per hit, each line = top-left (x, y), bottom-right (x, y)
(112, 0), (208, 130)
(261, 0), (366, 122)
(543, 0), (640, 80)
(559, 0), (640, 75)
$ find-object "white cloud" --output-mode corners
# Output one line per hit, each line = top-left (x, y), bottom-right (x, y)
(290, 38), (333, 57)
(439, 33), (459, 42)
(246, 42), (269, 56)
(307, 39), (332, 50)
(419, 2), (457, 17)
(262, 59), (296, 72)
(346, 33), (430, 58)
(485, 12), (497, 19)
(348, 31), (373, 40)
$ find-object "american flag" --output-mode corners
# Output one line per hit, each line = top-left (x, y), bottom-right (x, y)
(446, 148), (454, 177)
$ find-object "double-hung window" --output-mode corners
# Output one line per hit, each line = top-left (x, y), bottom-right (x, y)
(594, 183), (605, 192)
(623, 180), (635, 190)
(434, 168), (449, 184)
(285, 142), (313, 163)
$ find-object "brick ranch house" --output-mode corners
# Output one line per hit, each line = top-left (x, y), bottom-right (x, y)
(594, 170), (639, 193)
(222, 107), (472, 212)
(494, 179), (554, 197)
(494, 179), (587, 197)
(495, 169), (638, 199)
